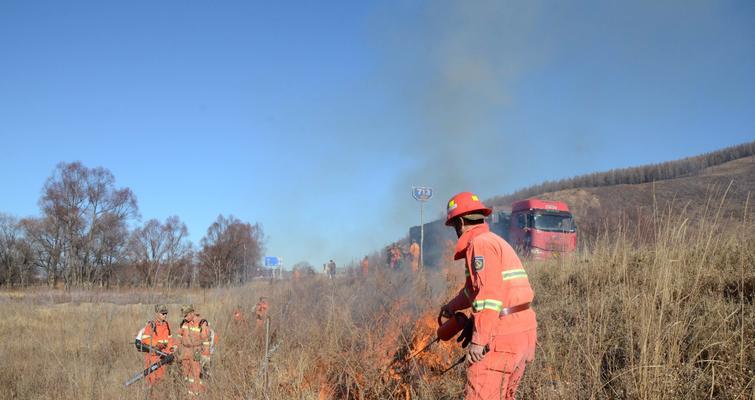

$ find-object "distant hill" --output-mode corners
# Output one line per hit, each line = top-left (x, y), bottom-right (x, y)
(486, 142), (754, 238)
(488, 141), (754, 207)
(512, 156), (752, 238)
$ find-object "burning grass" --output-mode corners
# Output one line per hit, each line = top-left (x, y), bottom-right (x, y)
(0, 204), (753, 399)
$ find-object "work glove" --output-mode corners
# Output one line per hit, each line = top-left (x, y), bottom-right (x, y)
(193, 351), (202, 362)
(456, 316), (474, 348)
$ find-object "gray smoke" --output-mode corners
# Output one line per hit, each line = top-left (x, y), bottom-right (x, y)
(372, 0), (544, 225)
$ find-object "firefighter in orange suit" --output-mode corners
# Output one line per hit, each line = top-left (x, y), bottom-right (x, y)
(255, 297), (269, 329)
(137, 304), (176, 388)
(361, 256), (369, 277)
(232, 304), (248, 334)
(409, 240), (421, 272)
(179, 304), (206, 396)
(197, 314), (218, 380)
(440, 192), (537, 400)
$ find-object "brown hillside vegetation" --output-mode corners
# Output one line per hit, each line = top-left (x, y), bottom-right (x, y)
(0, 201), (752, 399)
(489, 140), (754, 209)
(532, 156), (754, 238)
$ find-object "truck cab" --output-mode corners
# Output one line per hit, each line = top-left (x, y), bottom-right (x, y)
(508, 199), (577, 258)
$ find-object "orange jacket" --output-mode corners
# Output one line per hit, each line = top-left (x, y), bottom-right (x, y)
(255, 300), (269, 320)
(179, 319), (205, 359)
(446, 224), (536, 346)
(139, 320), (175, 351)
(233, 309), (246, 323)
(199, 322), (218, 357)
(410, 242), (420, 258)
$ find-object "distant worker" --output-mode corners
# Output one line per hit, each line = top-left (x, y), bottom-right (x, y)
(327, 259), (336, 280)
(292, 267), (301, 281)
(361, 256), (369, 277)
(197, 314), (218, 380)
(439, 192), (537, 400)
(179, 304), (206, 396)
(255, 296), (269, 330)
(135, 304), (176, 390)
(233, 305), (246, 325)
(390, 245), (402, 270)
(231, 304), (248, 335)
(409, 239), (421, 273)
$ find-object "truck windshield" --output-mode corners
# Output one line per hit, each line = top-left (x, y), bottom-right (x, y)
(532, 212), (576, 233)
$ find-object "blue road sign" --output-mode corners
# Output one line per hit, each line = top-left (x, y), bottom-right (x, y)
(264, 256), (280, 267)
(412, 186), (433, 202)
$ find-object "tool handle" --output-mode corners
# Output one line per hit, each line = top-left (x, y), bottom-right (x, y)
(440, 345), (489, 375)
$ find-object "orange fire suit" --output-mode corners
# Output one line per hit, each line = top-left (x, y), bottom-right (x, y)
(446, 224), (537, 400)
(390, 246), (402, 269)
(255, 299), (269, 328)
(232, 307), (248, 336)
(233, 308), (246, 324)
(409, 242), (420, 272)
(199, 322), (218, 379)
(361, 257), (369, 277)
(139, 320), (175, 385)
(179, 319), (207, 396)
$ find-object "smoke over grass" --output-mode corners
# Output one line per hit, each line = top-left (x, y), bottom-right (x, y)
(371, 1), (546, 224)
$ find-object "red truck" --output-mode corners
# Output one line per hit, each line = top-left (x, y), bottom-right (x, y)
(501, 199), (577, 259)
(410, 198), (577, 266)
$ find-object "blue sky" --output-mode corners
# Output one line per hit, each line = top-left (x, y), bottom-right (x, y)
(1, 1), (753, 267)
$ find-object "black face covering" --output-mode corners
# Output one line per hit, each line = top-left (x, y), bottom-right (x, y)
(453, 219), (463, 238)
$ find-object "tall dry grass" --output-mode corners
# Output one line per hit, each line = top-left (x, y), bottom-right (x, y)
(0, 201), (752, 399)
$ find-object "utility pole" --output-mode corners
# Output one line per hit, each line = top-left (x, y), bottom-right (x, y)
(412, 186), (433, 270)
(263, 317), (270, 399)
(420, 200), (424, 269)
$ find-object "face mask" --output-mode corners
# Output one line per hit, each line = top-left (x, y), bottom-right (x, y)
(454, 220), (464, 238)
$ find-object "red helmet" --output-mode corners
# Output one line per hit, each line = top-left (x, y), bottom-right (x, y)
(445, 191), (492, 226)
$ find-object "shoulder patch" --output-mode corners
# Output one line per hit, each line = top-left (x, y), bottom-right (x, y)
(473, 256), (485, 271)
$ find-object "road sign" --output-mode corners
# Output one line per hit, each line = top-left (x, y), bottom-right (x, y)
(412, 186), (433, 202)
(264, 256), (280, 267)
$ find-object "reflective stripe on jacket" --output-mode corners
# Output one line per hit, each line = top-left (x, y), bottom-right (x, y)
(446, 224), (537, 346)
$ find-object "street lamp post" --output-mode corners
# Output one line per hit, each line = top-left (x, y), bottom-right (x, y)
(412, 186), (433, 270)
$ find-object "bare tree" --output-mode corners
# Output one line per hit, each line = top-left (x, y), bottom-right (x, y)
(126, 216), (191, 287)
(0, 214), (35, 287)
(198, 215), (264, 287)
(19, 216), (63, 287)
(38, 162), (138, 288)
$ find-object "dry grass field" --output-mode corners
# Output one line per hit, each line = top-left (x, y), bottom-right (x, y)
(0, 202), (752, 399)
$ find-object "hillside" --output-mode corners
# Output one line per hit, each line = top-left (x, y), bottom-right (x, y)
(492, 155), (754, 238)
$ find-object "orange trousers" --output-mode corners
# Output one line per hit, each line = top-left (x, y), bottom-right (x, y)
(182, 358), (205, 396)
(465, 329), (536, 400)
(145, 353), (165, 385)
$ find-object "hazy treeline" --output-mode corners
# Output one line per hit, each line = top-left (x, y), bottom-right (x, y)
(0, 162), (265, 288)
(490, 140), (754, 207)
